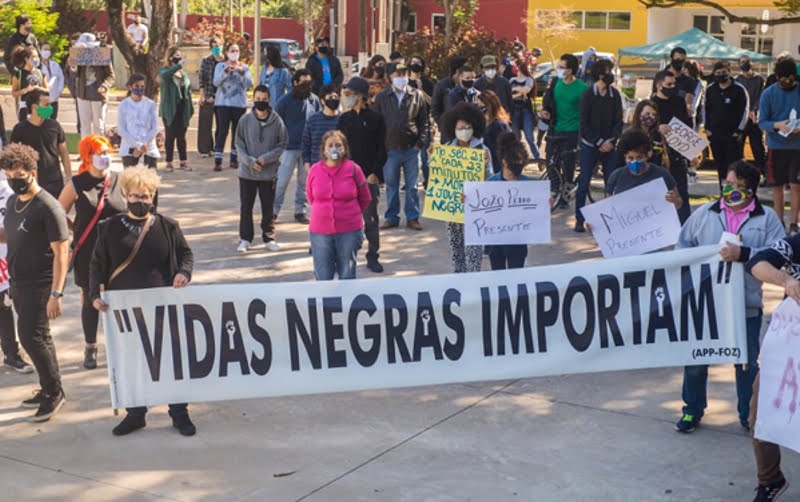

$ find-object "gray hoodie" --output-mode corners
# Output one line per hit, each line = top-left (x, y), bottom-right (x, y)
(235, 109), (288, 181)
(676, 198), (785, 316)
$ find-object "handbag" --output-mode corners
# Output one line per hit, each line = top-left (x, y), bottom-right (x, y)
(68, 175), (111, 271)
(108, 214), (155, 285)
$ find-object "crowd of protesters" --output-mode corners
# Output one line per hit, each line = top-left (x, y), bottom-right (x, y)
(2, 15), (800, 499)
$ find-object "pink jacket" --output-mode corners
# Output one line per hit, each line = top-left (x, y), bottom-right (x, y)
(307, 159), (372, 234)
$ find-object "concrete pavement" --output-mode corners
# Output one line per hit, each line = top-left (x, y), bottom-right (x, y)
(0, 151), (797, 502)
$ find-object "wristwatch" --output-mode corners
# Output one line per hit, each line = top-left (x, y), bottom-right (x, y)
(50, 291), (64, 299)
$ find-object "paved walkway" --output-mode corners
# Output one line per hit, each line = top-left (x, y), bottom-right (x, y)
(0, 150), (797, 501)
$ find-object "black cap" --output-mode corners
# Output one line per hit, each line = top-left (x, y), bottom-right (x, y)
(345, 77), (369, 98)
(449, 55), (468, 74)
(315, 36), (330, 45)
(386, 62), (408, 76)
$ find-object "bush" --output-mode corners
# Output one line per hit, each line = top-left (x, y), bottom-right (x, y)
(0, 0), (69, 63)
(397, 22), (516, 81)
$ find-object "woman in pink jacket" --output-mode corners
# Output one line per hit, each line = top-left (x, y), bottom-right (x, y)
(307, 130), (372, 280)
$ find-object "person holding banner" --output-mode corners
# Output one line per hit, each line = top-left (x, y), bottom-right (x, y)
(607, 129), (681, 211)
(58, 135), (126, 370)
(71, 33), (115, 138)
(306, 130), (372, 280)
(745, 236), (800, 500)
(90, 166), (196, 436)
(442, 102), (492, 273)
(485, 132), (530, 270)
(674, 161), (784, 434)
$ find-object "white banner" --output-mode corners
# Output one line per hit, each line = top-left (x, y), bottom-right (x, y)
(580, 178), (681, 258)
(755, 298), (800, 454)
(103, 245), (747, 409)
(463, 181), (551, 245)
(665, 117), (709, 161)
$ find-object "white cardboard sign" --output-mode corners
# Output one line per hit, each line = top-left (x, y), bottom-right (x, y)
(464, 181), (551, 245)
(665, 117), (709, 161)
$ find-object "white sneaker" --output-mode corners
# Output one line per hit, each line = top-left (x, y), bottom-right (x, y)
(237, 240), (250, 253)
(264, 241), (281, 252)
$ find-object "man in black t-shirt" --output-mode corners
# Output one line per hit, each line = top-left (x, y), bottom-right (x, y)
(0, 143), (69, 423)
(10, 88), (71, 198)
(651, 47), (697, 117)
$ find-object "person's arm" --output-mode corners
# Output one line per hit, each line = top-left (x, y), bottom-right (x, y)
(580, 90), (599, 145)
(431, 82), (445, 125)
(735, 84), (750, 133)
(242, 65), (253, 90)
(675, 210), (698, 250)
(89, 222), (110, 311)
(301, 119), (313, 165)
(415, 97), (429, 150)
(332, 57), (344, 87)
(99, 65), (115, 95)
(159, 63), (181, 81)
(234, 117), (255, 168)
(10, 75), (30, 98)
(116, 100), (137, 148)
(306, 167), (315, 206)
(57, 179), (78, 230)
(213, 62), (227, 88)
(758, 90), (775, 132)
(376, 114), (387, 180)
(142, 100), (159, 148)
(259, 121), (288, 164)
(59, 141), (72, 178)
(747, 237), (800, 302)
(172, 221), (193, 288)
(354, 163), (372, 211)
(47, 239), (69, 319)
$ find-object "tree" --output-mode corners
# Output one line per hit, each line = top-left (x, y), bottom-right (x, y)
(526, 9), (577, 65)
(0, 0), (69, 61)
(637, 0), (800, 26)
(437, 0), (478, 46)
(106, 0), (174, 98)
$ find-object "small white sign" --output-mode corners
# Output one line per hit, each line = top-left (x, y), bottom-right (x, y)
(580, 178), (681, 258)
(665, 117), (709, 161)
(463, 181), (551, 245)
(755, 298), (800, 454)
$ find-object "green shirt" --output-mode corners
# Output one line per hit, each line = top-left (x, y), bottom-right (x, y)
(553, 78), (588, 133)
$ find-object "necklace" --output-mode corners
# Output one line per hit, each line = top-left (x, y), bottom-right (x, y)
(14, 193), (36, 213)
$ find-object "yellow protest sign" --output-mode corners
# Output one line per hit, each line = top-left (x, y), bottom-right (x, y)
(423, 145), (486, 223)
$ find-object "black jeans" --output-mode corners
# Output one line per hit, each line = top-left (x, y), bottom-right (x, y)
(0, 291), (20, 358)
(50, 101), (59, 120)
(239, 178), (276, 243)
(164, 101), (188, 163)
(669, 158), (691, 224)
(364, 182), (380, 262)
(709, 132), (743, 184)
(743, 118), (766, 173)
(11, 286), (61, 396)
(127, 403), (188, 418)
(41, 179), (64, 199)
(488, 245), (527, 270)
(546, 132), (579, 193)
(81, 286), (98, 344)
(215, 106), (246, 162)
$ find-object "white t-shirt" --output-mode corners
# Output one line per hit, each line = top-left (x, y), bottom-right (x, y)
(127, 23), (149, 44)
(0, 173), (14, 293)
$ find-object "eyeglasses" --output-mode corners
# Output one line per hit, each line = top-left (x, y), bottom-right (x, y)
(127, 193), (153, 201)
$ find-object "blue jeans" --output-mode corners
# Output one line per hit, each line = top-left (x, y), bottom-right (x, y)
(681, 314), (762, 424)
(511, 107), (540, 159)
(310, 230), (364, 280)
(273, 150), (307, 215)
(383, 147), (420, 223)
(576, 143), (617, 223)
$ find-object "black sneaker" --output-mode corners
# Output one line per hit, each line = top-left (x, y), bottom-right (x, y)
(674, 413), (701, 433)
(21, 389), (44, 409)
(367, 260), (384, 273)
(574, 222), (586, 233)
(753, 479), (789, 501)
(31, 391), (65, 422)
(294, 213), (309, 224)
(4, 354), (34, 374)
(83, 346), (98, 370)
(557, 199), (569, 210)
(112, 414), (146, 436)
(172, 414), (196, 436)
(741, 419), (751, 432)
(790, 224), (799, 236)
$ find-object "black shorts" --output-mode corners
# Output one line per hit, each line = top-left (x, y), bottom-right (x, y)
(767, 149), (800, 185)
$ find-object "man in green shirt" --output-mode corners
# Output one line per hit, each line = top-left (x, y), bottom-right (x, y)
(541, 53), (588, 208)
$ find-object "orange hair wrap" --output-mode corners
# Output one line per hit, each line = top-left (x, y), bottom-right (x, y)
(78, 134), (112, 174)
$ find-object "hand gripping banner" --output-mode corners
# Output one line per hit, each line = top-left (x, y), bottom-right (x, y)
(103, 245), (747, 408)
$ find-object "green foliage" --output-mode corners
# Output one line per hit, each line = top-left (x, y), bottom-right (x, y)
(0, 0), (69, 62)
(396, 22), (515, 80)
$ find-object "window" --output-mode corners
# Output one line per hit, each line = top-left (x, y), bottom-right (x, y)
(403, 13), (416, 33)
(534, 10), (631, 31)
(741, 23), (774, 56)
(693, 15), (725, 40)
(432, 13), (445, 32)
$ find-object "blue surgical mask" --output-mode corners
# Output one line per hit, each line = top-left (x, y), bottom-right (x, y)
(627, 160), (646, 175)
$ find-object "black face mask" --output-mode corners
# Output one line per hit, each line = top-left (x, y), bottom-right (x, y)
(462, 79), (475, 89)
(127, 201), (152, 218)
(253, 101), (270, 112)
(374, 66), (385, 76)
(661, 86), (677, 98)
(715, 74), (730, 84)
(171, 56), (182, 65)
(293, 81), (312, 98)
(325, 98), (340, 110)
(8, 176), (32, 195)
(601, 73), (615, 85)
(409, 63), (423, 73)
(671, 59), (684, 72)
(318, 46), (330, 56)
(740, 62), (752, 72)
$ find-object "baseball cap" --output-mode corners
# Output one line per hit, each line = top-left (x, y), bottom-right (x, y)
(481, 55), (498, 67)
(345, 77), (369, 98)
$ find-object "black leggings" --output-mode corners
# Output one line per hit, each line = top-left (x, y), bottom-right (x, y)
(81, 287), (99, 344)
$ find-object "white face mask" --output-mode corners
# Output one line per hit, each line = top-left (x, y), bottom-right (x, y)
(392, 77), (408, 90)
(228, 52), (240, 62)
(343, 95), (359, 110)
(41, 50), (51, 60)
(92, 153), (112, 171)
(484, 69), (497, 79)
(455, 128), (474, 143)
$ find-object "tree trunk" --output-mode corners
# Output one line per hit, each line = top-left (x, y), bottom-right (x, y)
(443, 0), (453, 46)
(359, 0), (367, 53)
(106, 0), (174, 99)
(304, 0), (313, 55)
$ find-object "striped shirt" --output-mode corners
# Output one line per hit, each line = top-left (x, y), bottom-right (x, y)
(301, 112), (340, 165)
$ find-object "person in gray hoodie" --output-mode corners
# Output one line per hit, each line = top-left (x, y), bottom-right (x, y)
(673, 160), (785, 434)
(234, 85), (288, 253)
